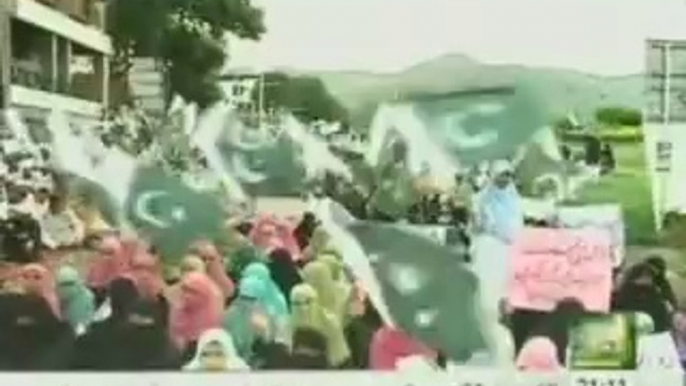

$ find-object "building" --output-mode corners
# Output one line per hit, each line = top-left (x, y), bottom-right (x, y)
(0, 0), (111, 138)
(644, 38), (686, 228)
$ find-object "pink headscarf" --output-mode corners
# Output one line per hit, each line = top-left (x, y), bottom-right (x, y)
(170, 272), (224, 349)
(20, 263), (62, 318)
(86, 235), (130, 289)
(191, 240), (235, 300)
(516, 337), (563, 372)
(126, 246), (166, 300)
(249, 215), (301, 259)
(369, 326), (437, 370)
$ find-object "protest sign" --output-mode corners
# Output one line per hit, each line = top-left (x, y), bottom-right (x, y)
(509, 227), (613, 312)
(557, 205), (625, 267)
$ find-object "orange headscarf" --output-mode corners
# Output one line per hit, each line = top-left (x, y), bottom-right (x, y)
(516, 337), (563, 372)
(170, 272), (224, 349)
(191, 240), (235, 300)
(20, 263), (62, 319)
(86, 235), (131, 289)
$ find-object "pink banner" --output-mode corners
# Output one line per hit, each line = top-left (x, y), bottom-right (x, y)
(508, 227), (613, 312)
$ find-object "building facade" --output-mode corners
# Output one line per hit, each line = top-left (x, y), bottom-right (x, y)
(0, 0), (111, 138)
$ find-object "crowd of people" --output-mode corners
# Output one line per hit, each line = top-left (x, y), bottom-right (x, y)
(0, 115), (683, 374)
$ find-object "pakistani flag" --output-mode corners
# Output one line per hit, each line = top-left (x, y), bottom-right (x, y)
(313, 198), (486, 363)
(367, 85), (561, 190)
(123, 166), (224, 262)
(47, 110), (223, 263)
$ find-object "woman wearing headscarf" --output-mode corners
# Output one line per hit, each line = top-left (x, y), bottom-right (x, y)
(301, 260), (350, 321)
(345, 294), (384, 369)
(86, 235), (130, 304)
(249, 215), (301, 260)
(56, 266), (95, 333)
(106, 299), (182, 370)
(226, 228), (266, 279)
(290, 283), (351, 368)
(293, 212), (318, 251)
(184, 328), (249, 371)
(612, 263), (671, 333)
(71, 277), (140, 369)
(645, 256), (678, 310)
(167, 255), (206, 304)
(223, 276), (286, 367)
(512, 298), (586, 364)
(242, 262), (289, 320)
(300, 228), (331, 266)
(170, 272), (224, 353)
(516, 337), (563, 372)
(369, 326), (437, 370)
(267, 248), (302, 305)
(289, 327), (330, 369)
(191, 240), (235, 301)
(0, 293), (75, 370)
(472, 160), (524, 365)
(19, 263), (61, 319)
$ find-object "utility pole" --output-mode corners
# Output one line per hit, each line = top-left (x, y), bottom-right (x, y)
(258, 72), (265, 129)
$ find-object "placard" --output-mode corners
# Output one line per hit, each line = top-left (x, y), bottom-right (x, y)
(556, 205), (625, 268)
(508, 228), (613, 312)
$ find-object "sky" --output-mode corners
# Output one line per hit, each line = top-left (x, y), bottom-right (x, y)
(226, 0), (686, 76)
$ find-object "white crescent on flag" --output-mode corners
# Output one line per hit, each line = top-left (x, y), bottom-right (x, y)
(441, 102), (504, 149)
(134, 190), (173, 229)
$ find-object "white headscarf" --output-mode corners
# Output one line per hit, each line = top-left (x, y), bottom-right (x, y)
(477, 160), (523, 243)
(183, 329), (250, 371)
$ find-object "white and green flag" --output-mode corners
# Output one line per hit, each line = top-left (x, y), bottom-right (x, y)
(367, 85), (562, 191)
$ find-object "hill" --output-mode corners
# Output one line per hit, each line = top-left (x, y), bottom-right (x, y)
(289, 54), (643, 130)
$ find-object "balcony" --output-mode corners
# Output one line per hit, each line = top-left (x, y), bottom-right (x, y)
(7, 18), (107, 116)
(11, 0), (112, 54)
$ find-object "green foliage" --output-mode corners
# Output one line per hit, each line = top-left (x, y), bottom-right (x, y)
(257, 72), (350, 123)
(595, 106), (642, 127)
(107, 0), (265, 107)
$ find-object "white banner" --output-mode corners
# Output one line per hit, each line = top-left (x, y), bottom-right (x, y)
(557, 204), (625, 267)
(0, 370), (680, 386)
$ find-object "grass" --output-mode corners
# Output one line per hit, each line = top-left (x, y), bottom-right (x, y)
(566, 142), (658, 246)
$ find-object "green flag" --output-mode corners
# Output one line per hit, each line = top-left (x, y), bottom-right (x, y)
(124, 166), (224, 263)
(408, 85), (548, 164)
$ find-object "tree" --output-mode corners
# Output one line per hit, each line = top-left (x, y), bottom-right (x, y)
(107, 0), (265, 108)
(257, 72), (350, 124)
(595, 106), (642, 127)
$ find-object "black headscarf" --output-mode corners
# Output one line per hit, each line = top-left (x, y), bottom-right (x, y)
(109, 277), (140, 321)
(345, 298), (383, 369)
(290, 328), (329, 369)
(529, 298), (586, 364)
(293, 212), (318, 251)
(267, 248), (303, 304)
(106, 299), (181, 370)
(71, 278), (141, 370)
(0, 293), (75, 370)
(645, 256), (678, 308)
(612, 263), (671, 332)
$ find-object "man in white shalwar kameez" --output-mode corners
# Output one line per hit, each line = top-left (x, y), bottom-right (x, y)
(471, 160), (524, 366)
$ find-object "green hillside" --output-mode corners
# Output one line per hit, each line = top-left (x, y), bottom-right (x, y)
(296, 54), (642, 129)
